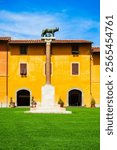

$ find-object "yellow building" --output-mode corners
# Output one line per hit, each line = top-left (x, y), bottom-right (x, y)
(0, 37), (100, 107)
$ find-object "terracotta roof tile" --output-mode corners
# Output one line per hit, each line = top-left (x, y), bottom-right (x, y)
(0, 37), (11, 41)
(52, 40), (92, 43)
(9, 40), (45, 44)
(9, 39), (92, 44)
(92, 47), (100, 53)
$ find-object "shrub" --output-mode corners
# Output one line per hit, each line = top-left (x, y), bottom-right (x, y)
(91, 96), (95, 108)
(9, 97), (16, 108)
(31, 96), (37, 108)
(58, 98), (64, 107)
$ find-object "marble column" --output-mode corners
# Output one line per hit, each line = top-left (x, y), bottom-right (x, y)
(45, 40), (51, 84)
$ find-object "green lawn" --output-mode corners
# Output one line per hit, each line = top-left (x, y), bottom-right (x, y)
(0, 107), (100, 150)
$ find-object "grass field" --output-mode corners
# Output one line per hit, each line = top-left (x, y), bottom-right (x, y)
(0, 107), (100, 150)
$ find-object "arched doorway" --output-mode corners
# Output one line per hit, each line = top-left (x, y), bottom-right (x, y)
(68, 89), (82, 106)
(17, 89), (30, 106)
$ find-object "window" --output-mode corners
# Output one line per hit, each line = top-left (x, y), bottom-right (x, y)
(20, 45), (27, 55)
(20, 63), (27, 76)
(45, 63), (52, 75)
(72, 45), (79, 55)
(72, 63), (79, 75)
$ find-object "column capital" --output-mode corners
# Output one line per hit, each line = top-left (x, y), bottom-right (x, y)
(41, 36), (55, 41)
(45, 39), (52, 45)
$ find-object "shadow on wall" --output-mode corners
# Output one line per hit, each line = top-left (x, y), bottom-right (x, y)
(9, 43), (91, 56)
(92, 53), (100, 65)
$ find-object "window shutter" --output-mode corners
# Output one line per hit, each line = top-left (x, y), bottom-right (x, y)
(20, 45), (27, 55)
(72, 63), (78, 75)
(20, 63), (27, 75)
(72, 45), (79, 55)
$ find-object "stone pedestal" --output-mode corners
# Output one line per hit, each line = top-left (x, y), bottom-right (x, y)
(41, 84), (55, 107)
(25, 84), (71, 114)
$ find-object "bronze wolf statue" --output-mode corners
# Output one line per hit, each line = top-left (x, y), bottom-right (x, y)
(41, 27), (59, 37)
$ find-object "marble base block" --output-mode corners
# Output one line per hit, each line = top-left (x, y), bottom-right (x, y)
(25, 84), (72, 114)
(41, 84), (55, 107)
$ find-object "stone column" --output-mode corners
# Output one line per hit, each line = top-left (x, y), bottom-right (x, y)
(45, 40), (51, 84)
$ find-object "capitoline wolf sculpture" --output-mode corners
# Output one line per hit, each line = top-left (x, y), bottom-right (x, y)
(41, 27), (59, 37)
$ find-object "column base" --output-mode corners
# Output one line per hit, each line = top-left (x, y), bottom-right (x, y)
(25, 84), (72, 114)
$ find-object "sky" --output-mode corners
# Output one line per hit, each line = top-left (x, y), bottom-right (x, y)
(0, 0), (100, 46)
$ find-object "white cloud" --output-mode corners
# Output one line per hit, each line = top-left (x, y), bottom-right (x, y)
(0, 10), (100, 45)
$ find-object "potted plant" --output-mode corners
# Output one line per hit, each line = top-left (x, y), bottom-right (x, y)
(91, 96), (95, 108)
(9, 97), (16, 108)
(58, 98), (64, 107)
(31, 96), (37, 108)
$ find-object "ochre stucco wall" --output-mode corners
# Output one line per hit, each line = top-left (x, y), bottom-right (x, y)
(0, 42), (100, 107)
(91, 53), (100, 106)
(51, 44), (91, 106)
(8, 43), (92, 107)
(0, 42), (7, 106)
(8, 44), (45, 104)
